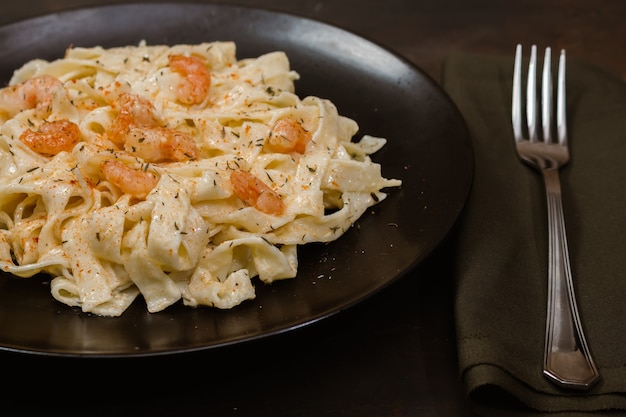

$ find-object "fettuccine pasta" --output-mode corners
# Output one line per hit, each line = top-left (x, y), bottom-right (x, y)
(0, 41), (401, 316)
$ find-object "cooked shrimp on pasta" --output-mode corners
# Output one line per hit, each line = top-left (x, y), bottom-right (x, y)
(0, 41), (401, 316)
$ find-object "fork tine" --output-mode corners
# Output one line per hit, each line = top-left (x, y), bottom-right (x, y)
(512, 44), (523, 141)
(557, 49), (567, 146)
(527, 45), (538, 142)
(542, 47), (553, 142)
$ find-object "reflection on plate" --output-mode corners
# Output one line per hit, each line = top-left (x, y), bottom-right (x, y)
(0, 3), (473, 356)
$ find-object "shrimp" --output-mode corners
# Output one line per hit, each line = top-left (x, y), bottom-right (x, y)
(266, 118), (312, 154)
(106, 92), (200, 162)
(20, 120), (82, 156)
(124, 126), (200, 163)
(0, 75), (64, 118)
(107, 93), (162, 146)
(230, 169), (285, 216)
(169, 55), (211, 105)
(100, 159), (159, 199)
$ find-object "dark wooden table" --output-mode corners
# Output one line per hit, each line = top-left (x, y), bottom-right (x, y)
(1, 1), (624, 416)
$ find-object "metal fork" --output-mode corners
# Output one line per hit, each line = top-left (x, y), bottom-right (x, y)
(512, 44), (600, 389)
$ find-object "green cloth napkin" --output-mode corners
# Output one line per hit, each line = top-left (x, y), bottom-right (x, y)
(443, 50), (626, 415)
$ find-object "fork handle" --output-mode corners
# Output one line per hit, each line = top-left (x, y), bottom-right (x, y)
(542, 169), (600, 389)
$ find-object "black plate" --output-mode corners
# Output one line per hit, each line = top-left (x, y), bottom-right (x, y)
(0, 3), (473, 356)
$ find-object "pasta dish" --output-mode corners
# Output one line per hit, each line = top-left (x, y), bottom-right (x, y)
(0, 41), (401, 316)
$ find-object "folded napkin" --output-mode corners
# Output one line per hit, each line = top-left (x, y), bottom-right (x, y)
(443, 51), (626, 415)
